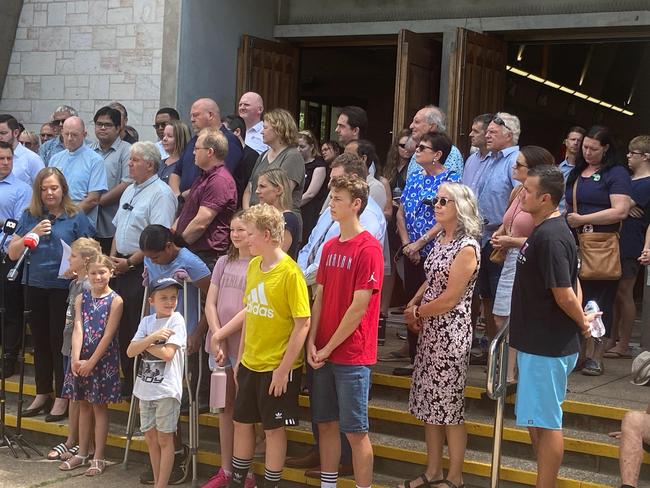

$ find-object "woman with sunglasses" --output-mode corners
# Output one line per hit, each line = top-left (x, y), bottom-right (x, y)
(8, 167), (94, 422)
(491, 145), (555, 384)
(402, 182), (481, 488)
(393, 132), (461, 374)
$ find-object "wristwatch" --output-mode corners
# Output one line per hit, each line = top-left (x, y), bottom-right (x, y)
(126, 257), (135, 270)
(413, 305), (421, 319)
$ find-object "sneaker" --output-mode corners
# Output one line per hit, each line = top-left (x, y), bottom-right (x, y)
(202, 467), (231, 488)
(581, 358), (604, 376)
(245, 473), (257, 488)
(169, 444), (190, 485)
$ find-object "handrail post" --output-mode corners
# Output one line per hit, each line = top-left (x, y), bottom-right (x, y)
(486, 320), (510, 488)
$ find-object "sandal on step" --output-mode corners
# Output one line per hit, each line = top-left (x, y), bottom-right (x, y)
(59, 445), (80, 461)
(401, 474), (440, 488)
(59, 454), (89, 471)
(85, 459), (106, 476)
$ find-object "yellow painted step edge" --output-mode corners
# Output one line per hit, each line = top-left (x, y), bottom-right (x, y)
(8, 380), (646, 465)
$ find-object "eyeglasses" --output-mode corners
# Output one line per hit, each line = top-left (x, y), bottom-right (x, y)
(153, 122), (168, 129)
(50, 119), (65, 126)
(628, 151), (647, 156)
(194, 146), (210, 151)
(514, 161), (529, 169)
(432, 197), (454, 207)
(492, 116), (512, 132)
(415, 144), (434, 152)
(398, 143), (407, 149)
(94, 122), (115, 129)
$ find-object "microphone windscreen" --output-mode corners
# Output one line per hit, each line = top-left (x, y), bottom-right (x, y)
(23, 233), (40, 249)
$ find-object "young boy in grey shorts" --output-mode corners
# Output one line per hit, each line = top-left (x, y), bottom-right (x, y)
(127, 277), (187, 488)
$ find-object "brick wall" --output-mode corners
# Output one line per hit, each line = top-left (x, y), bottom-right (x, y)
(0, 0), (166, 142)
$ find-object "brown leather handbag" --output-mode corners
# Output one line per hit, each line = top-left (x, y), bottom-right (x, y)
(572, 179), (622, 281)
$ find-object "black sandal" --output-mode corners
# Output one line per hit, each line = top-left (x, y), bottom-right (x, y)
(403, 474), (440, 488)
(431, 479), (465, 488)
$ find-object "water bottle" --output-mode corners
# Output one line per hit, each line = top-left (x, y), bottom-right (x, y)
(209, 367), (227, 413)
(584, 300), (605, 339)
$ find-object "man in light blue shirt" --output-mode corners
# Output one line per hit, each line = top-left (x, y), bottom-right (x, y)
(0, 141), (33, 375)
(475, 112), (521, 345)
(39, 105), (77, 165)
(49, 117), (108, 227)
(238, 92), (268, 154)
(91, 106), (132, 252)
(557, 127), (585, 214)
(462, 113), (493, 195)
(406, 105), (464, 179)
(0, 114), (44, 185)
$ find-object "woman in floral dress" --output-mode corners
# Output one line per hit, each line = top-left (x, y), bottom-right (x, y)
(401, 182), (482, 488)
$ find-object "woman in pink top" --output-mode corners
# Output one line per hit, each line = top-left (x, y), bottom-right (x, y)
(491, 146), (555, 382)
(203, 211), (256, 488)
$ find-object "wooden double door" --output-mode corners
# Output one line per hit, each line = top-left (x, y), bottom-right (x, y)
(237, 27), (507, 155)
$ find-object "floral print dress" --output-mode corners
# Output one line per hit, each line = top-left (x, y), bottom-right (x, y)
(409, 233), (480, 425)
(62, 290), (121, 404)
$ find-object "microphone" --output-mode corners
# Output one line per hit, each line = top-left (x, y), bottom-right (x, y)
(0, 218), (18, 251)
(7, 233), (39, 282)
(41, 207), (54, 241)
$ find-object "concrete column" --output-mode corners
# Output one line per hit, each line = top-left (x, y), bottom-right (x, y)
(439, 29), (456, 116)
(0, 0), (23, 100)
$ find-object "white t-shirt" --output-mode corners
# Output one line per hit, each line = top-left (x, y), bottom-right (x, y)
(132, 312), (186, 402)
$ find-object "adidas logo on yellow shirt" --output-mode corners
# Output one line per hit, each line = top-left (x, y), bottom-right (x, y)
(246, 283), (275, 318)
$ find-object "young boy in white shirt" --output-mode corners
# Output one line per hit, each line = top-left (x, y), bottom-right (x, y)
(127, 277), (187, 488)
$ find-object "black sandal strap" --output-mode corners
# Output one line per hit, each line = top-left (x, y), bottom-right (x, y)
(404, 474), (431, 488)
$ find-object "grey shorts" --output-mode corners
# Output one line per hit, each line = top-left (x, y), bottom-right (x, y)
(139, 397), (181, 433)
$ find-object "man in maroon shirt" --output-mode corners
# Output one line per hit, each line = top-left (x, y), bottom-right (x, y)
(173, 128), (236, 270)
(307, 174), (384, 488)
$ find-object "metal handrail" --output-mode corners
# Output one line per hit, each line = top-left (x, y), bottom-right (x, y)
(485, 319), (510, 488)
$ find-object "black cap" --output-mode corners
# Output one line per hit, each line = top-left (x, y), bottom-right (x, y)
(151, 277), (182, 292)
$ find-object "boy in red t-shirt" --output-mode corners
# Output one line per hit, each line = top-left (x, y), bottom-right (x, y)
(307, 174), (384, 488)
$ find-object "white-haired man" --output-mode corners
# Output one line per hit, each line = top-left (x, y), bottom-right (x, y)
(39, 105), (78, 165)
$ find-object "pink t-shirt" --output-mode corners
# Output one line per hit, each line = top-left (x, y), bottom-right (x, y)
(503, 190), (535, 238)
(205, 254), (251, 361)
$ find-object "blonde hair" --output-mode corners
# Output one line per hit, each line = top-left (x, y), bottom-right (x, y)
(242, 203), (285, 243)
(166, 120), (191, 157)
(29, 167), (78, 218)
(259, 168), (292, 211)
(438, 182), (483, 240)
(86, 253), (116, 272)
(264, 109), (298, 147)
(71, 237), (102, 262)
(298, 130), (321, 159)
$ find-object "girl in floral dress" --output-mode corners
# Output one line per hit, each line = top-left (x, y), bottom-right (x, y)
(60, 254), (123, 476)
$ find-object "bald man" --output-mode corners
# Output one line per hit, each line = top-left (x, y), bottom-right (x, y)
(238, 91), (268, 154)
(169, 97), (243, 197)
(49, 116), (108, 226)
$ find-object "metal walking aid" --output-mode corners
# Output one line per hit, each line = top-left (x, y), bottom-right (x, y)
(486, 319), (510, 488)
(122, 285), (149, 469)
(182, 279), (202, 486)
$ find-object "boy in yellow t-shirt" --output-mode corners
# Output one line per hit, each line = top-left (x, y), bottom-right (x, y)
(229, 204), (311, 488)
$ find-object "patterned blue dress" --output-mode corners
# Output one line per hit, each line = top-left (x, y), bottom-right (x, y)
(62, 290), (121, 404)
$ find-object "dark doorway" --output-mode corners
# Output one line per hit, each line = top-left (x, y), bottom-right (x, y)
(504, 39), (650, 160)
(298, 45), (397, 164)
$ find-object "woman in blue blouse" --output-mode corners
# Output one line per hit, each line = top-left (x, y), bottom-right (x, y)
(394, 132), (461, 371)
(565, 126), (631, 376)
(8, 167), (94, 420)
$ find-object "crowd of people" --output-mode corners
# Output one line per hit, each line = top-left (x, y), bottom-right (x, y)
(0, 93), (649, 488)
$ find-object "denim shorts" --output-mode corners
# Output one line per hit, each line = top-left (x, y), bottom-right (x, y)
(311, 363), (371, 433)
(515, 351), (578, 430)
(139, 397), (181, 433)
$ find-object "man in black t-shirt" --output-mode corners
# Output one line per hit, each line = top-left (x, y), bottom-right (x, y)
(510, 165), (596, 487)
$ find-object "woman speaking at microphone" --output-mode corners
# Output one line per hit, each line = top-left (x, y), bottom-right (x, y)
(8, 167), (94, 421)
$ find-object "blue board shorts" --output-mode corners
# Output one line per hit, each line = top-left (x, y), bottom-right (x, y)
(515, 351), (578, 430)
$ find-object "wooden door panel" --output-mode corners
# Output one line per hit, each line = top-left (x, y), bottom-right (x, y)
(237, 35), (299, 115)
(392, 29), (442, 138)
(448, 28), (507, 156)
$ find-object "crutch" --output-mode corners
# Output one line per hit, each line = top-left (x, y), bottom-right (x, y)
(123, 285), (149, 469)
(182, 280), (203, 486)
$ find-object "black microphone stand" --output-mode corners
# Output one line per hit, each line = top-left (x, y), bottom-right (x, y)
(8, 251), (42, 457)
(0, 248), (16, 456)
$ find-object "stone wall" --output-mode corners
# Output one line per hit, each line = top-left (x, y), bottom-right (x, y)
(0, 0), (166, 142)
